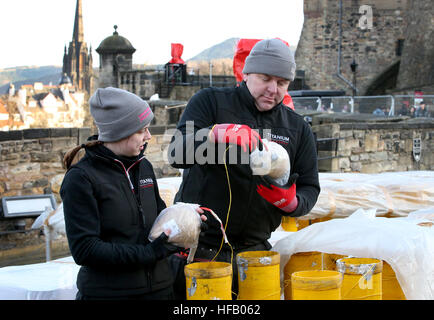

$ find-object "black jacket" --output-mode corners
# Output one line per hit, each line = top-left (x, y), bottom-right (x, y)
(60, 143), (172, 297)
(168, 82), (320, 248)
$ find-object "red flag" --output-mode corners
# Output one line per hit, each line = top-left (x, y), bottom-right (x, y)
(169, 43), (185, 64)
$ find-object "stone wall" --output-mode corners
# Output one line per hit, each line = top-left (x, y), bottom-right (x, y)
(0, 128), (90, 266)
(395, 0), (434, 94)
(1, 113), (433, 266)
(0, 128), (91, 200)
(0, 125), (178, 266)
(312, 113), (434, 172)
(296, 0), (409, 95)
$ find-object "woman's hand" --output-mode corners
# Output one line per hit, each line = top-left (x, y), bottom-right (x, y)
(195, 206), (207, 222)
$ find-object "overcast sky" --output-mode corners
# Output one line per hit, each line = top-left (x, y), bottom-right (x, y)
(0, 0), (304, 69)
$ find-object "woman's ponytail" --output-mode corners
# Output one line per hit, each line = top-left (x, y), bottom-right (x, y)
(63, 141), (102, 169)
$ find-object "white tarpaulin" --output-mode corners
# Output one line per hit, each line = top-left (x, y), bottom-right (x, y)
(0, 256), (79, 300)
(272, 208), (434, 300)
(1, 209), (433, 300)
(12, 172), (433, 299)
(305, 171), (434, 220)
(36, 171), (434, 237)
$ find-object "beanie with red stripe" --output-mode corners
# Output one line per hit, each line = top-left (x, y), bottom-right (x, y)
(90, 87), (154, 142)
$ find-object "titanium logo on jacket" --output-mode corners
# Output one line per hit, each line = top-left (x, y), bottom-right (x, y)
(267, 133), (290, 145)
(140, 178), (154, 189)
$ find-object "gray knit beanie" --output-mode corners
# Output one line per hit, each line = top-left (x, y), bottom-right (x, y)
(243, 38), (296, 81)
(90, 87), (154, 142)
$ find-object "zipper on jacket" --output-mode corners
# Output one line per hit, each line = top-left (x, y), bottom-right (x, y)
(113, 156), (146, 193)
(113, 157), (147, 226)
(148, 270), (152, 291)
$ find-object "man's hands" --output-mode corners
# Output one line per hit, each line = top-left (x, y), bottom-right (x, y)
(209, 123), (265, 153)
(256, 173), (299, 213)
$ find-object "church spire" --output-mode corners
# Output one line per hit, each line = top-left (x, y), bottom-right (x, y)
(72, 0), (84, 42)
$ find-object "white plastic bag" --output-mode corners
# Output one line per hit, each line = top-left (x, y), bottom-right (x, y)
(149, 202), (202, 248)
(31, 203), (65, 240)
(250, 139), (290, 185)
(149, 202), (203, 263)
(149, 202), (229, 263)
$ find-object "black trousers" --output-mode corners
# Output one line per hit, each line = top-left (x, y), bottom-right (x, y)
(75, 285), (174, 300)
(168, 241), (271, 300)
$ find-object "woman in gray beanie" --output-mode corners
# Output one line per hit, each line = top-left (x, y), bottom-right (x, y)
(60, 87), (205, 300)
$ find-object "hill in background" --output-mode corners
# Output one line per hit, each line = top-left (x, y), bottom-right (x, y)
(0, 66), (62, 94)
(188, 38), (240, 61)
(185, 37), (296, 75)
(187, 37), (296, 62)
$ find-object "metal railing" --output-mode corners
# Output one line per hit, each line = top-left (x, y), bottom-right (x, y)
(292, 95), (434, 117)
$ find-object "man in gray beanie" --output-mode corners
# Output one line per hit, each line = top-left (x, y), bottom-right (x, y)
(243, 38), (296, 82)
(167, 38), (320, 299)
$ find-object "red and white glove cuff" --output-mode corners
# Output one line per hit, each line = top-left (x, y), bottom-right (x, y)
(279, 196), (298, 213)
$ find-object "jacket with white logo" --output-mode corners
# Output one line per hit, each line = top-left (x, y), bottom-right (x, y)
(60, 143), (171, 297)
(168, 81), (320, 248)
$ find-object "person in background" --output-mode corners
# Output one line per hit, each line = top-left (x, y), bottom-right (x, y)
(167, 38), (320, 298)
(60, 87), (205, 300)
(415, 101), (430, 117)
(409, 106), (416, 117)
(398, 102), (409, 116)
(372, 107), (385, 116)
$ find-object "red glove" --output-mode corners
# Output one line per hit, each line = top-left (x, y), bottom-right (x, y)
(257, 173), (299, 213)
(210, 123), (265, 153)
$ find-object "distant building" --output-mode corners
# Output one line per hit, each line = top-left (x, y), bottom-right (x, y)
(0, 99), (10, 130)
(296, 0), (434, 95)
(62, 0), (93, 94)
(95, 25), (166, 99)
(95, 26), (239, 101)
(1, 79), (86, 131)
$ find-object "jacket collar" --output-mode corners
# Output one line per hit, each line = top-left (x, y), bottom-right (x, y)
(84, 140), (146, 168)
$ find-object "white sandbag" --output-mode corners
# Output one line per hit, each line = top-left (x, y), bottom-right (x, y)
(148, 202), (229, 263)
(250, 139), (290, 185)
(149, 202), (202, 249)
(272, 208), (434, 300)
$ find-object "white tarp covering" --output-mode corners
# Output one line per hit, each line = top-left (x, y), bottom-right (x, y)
(9, 172), (432, 300)
(0, 256), (79, 300)
(36, 171), (434, 236)
(306, 171), (434, 220)
(272, 208), (434, 300)
(1, 209), (432, 300)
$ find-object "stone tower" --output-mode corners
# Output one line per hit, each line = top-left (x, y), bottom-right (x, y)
(95, 25), (136, 88)
(395, 0), (434, 94)
(62, 0), (93, 94)
(295, 0), (409, 95)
